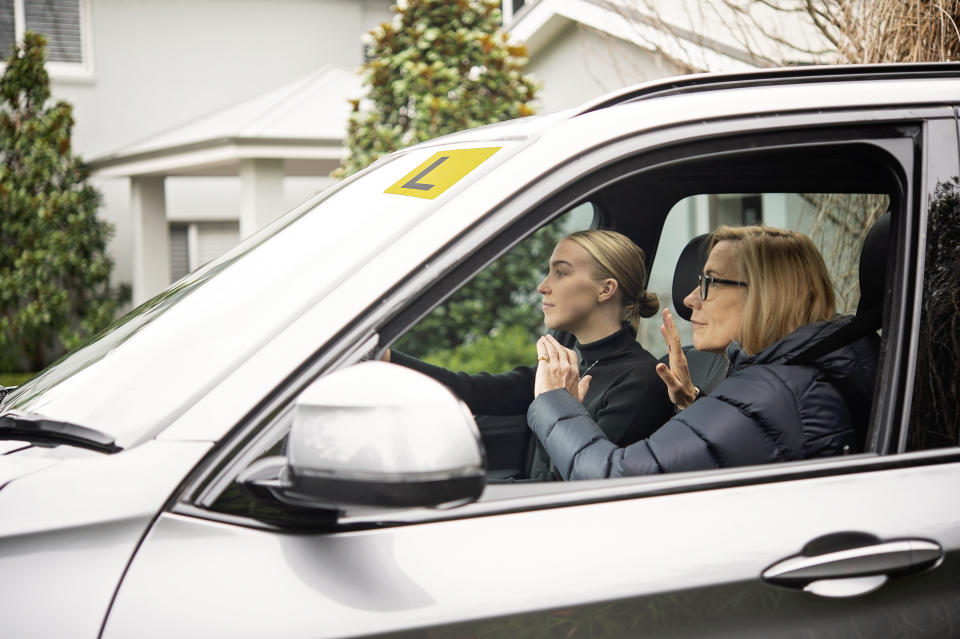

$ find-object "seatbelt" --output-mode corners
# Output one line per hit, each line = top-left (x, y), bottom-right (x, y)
(785, 306), (881, 366)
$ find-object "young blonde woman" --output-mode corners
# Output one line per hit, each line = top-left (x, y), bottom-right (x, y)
(384, 229), (674, 454)
(528, 225), (879, 480)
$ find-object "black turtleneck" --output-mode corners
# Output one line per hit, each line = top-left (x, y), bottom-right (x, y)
(392, 324), (673, 446)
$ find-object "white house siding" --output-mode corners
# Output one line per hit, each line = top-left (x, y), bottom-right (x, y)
(525, 19), (681, 114)
(46, 0), (391, 292)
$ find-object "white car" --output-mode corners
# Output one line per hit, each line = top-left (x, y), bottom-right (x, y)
(2, 63), (959, 638)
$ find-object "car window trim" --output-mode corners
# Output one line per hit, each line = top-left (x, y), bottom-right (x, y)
(170, 447), (960, 533)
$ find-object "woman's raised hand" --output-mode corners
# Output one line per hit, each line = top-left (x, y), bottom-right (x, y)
(534, 334), (591, 401)
(655, 308), (699, 410)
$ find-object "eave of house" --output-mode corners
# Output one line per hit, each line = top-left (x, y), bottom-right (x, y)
(88, 64), (361, 178)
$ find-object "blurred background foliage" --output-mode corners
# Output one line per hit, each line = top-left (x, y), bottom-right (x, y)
(0, 32), (127, 375)
(337, 0), (549, 373)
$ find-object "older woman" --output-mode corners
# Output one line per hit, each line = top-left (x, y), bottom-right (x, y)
(527, 225), (879, 480)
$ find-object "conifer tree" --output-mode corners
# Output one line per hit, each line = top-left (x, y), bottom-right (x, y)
(0, 32), (127, 372)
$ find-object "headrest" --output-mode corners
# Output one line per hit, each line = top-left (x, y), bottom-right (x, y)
(671, 233), (710, 322)
(857, 212), (890, 318)
(670, 215), (889, 324)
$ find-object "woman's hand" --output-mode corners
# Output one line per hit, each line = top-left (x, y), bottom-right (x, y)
(655, 308), (699, 410)
(534, 334), (591, 401)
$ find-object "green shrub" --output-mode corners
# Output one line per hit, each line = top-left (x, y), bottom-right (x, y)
(422, 325), (537, 374)
(0, 32), (127, 372)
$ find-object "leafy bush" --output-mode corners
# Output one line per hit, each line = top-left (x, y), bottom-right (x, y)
(0, 32), (127, 372)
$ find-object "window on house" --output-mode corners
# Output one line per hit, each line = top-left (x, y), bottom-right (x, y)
(168, 221), (242, 284)
(0, 0), (86, 66)
(501, 0), (527, 23)
(0, 2), (14, 59)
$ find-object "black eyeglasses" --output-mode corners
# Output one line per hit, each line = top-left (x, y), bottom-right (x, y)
(698, 273), (748, 300)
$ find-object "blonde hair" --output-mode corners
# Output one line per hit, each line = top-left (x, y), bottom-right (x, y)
(564, 229), (659, 330)
(710, 225), (835, 355)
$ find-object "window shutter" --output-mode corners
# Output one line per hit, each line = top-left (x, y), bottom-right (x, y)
(25, 0), (82, 63)
(0, 0), (14, 60)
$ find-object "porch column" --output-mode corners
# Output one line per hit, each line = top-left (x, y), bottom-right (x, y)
(239, 158), (284, 238)
(131, 175), (170, 305)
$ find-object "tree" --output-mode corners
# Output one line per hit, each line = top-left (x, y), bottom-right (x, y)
(617, 0), (960, 71)
(335, 0), (539, 178)
(337, 0), (552, 368)
(0, 32), (127, 372)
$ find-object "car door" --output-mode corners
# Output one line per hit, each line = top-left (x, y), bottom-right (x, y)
(101, 102), (960, 638)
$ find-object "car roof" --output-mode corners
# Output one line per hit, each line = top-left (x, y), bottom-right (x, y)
(576, 62), (960, 114)
(428, 63), (960, 150)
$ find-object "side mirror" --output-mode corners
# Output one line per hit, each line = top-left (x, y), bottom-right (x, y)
(241, 361), (486, 514)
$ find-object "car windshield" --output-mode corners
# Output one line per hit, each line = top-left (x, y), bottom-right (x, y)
(3, 142), (520, 447)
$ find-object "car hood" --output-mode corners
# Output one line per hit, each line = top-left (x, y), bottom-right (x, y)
(0, 442), (60, 488)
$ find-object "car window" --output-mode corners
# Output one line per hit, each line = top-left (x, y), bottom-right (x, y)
(640, 192), (890, 358)
(392, 202), (596, 369)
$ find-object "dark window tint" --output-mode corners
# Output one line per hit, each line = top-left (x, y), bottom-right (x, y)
(908, 177), (960, 450)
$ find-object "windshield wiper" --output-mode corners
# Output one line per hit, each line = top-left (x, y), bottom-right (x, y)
(0, 411), (121, 453)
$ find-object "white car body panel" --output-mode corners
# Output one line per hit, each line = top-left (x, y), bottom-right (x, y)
(104, 456), (960, 638)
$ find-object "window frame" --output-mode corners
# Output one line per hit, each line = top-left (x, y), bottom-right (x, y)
(0, 0), (93, 80)
(174, 107), (959, 533)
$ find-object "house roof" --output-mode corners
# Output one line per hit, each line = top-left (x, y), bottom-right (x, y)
(88, 64), (362, 177)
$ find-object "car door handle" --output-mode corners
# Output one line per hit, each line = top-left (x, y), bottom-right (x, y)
(762, 535), (943, 596)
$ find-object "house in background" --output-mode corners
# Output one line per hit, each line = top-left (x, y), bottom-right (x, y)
(8, 0), (821, 306)
(5, 0), (392, 304)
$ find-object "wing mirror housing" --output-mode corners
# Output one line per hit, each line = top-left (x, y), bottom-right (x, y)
(241, 361), (486, 515)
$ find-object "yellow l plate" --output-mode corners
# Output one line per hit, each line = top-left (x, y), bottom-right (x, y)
(385, 147), (501, 200)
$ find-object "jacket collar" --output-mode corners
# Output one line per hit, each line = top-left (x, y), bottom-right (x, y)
(727, 316), (855, 373)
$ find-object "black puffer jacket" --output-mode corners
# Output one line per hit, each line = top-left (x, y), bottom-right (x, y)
(526, 317), (879, 480)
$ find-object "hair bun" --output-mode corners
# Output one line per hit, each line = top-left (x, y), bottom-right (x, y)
(625, 292), (659, 323)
